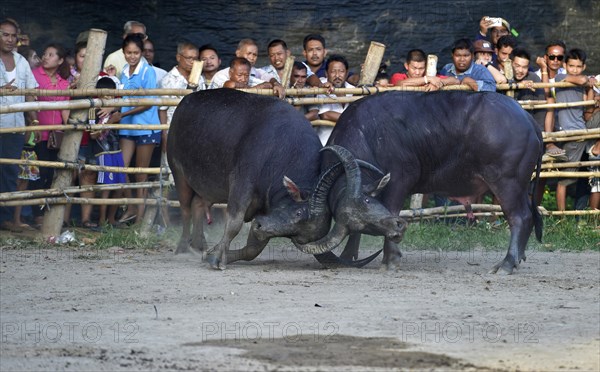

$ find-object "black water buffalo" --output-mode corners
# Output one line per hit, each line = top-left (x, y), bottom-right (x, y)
(167, 89), (405, 269)
(314, 91), (543, 274)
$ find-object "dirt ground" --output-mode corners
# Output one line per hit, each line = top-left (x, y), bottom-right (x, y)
(0, 224), (599, 371)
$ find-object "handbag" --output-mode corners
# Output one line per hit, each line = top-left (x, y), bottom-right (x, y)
(47, 130), (64, 150)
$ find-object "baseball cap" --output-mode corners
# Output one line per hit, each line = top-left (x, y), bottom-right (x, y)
(473, 40), (494, 53)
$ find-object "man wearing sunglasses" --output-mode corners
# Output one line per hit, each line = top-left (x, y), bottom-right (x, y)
(535, 40), (567, 83)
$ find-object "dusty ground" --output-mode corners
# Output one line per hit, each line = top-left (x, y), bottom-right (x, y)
(0, 224), (599, 371)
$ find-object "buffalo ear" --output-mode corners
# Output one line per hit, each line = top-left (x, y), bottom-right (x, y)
(283, 176), (306, 202)
(362, 173), (391, 197)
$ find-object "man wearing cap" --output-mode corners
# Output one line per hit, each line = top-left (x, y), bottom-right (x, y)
(440, 38), (496, 92)
(473, 40), (507, 84)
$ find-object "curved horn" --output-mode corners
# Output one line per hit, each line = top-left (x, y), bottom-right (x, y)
(308, 159), (384, 217)
(309, 162), (344, 216)
(314, 250), (383, 268)
(292, 223), (348, 254)
(321, 145), (362, 197)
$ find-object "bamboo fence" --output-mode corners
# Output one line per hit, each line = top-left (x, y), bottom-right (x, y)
(1, 81), (599, 221)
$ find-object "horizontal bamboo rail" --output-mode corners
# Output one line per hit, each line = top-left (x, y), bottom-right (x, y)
(539, 171), (599, 178)
(0, 158), (163, 174)
(0, 197), (180, 208)
(399, 204), (600, 220)
(0, 98), (181, 114)
(2, 96), (595, 114)
(2, 81), (598, 98)
(541, 160), (600, 169)
(0, 123), (169, 134)
(0, 181), (170, 201)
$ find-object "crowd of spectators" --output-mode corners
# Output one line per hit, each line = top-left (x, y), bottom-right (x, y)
(0, 16), (599, 232)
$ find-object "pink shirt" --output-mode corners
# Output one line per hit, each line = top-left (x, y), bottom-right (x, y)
(32, 66), (70, 141)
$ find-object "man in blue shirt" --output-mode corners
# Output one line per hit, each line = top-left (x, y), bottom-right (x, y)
(440, 38), (497, 92)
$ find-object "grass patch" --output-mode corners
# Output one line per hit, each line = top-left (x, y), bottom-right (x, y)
(0, 214), (597, 253)
(395, 215), (598, 252)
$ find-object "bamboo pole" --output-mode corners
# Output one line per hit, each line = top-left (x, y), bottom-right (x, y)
(398, 204), (600, 220)
(358, 42), (386, 86)
(504, 60), (514, 98)
(542, 128), (600, 139)
(310, 120), (336, 127)
(0, 97), (181, 114)
(2, 80), (598, 98)
(426, 55), (437, 77)
(541, 160), (600, 169)
(2, 91), (595, 114)
(0, 181), (170, 201)
(0, 123), (169, 134)
(281, 55), (295, 88)
(0, 197), (180, 208)
(187, 60), (204, 88)
(0, 88), (193, 97)
(539, 171), (600, 178)
(0, 158), (161, 174)
(43, 29), (107, 238)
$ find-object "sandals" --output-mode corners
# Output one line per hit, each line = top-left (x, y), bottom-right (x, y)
(82, 221), (101, 231)
(543, 146), (568, 162)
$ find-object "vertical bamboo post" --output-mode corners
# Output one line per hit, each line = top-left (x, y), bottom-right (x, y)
(187, 60), (204, 88)
(357, 41), (386, 86)
(42, 29), (107, 238)
(426, 54), (438, 77)
(504, 59), (514, 98)
(280, 55), (295, 88)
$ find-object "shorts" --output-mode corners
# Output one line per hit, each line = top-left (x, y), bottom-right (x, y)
(97, 150), (127, 184)
(78, 145), (97, 165)
(120, 131), (161, 145)
(18, 149), (40, 181)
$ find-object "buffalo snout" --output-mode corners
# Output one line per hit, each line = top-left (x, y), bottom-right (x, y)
(385, 217), (407, 243)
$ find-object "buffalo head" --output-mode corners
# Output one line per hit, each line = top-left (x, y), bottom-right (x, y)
(292, 145), (407, 254)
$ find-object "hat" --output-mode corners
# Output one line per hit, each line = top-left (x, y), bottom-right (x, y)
(473, 40), (494, 53)
(500, 18), (511, 32)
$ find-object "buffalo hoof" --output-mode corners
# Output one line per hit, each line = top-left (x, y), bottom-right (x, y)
(489, 257), (518, 275)
(382, 251), (402, 270)
(174, 241), (190, 254)
(205, 253), (226, 270)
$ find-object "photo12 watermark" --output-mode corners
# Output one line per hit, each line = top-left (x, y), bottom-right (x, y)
(398, 321), (540, 344)
(201, 321), (339, 343)
(1, 321), (139, 344)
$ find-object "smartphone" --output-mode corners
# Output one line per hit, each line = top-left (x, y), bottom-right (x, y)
(486, 17), (503, 28)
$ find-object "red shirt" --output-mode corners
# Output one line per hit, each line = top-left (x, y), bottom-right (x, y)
(390, 72), (448, 86)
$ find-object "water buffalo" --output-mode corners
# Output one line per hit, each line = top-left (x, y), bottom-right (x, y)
(313, 91), (543, 274)
(167, 89), (404, 269)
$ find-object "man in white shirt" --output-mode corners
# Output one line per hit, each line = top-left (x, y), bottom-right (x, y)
(0, 19), (38, 231)
(315, 54), (354, 145)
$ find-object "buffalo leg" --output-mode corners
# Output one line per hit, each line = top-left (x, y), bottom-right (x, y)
(190, 195), (209, 253)
(340, 233), (361, 260)
(488, 181), (534, 275)
(227, 229), (270, 263)
(382, 238), (403, 269)
(172, 169), (194, 254)
(381, 190), (409, 269)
